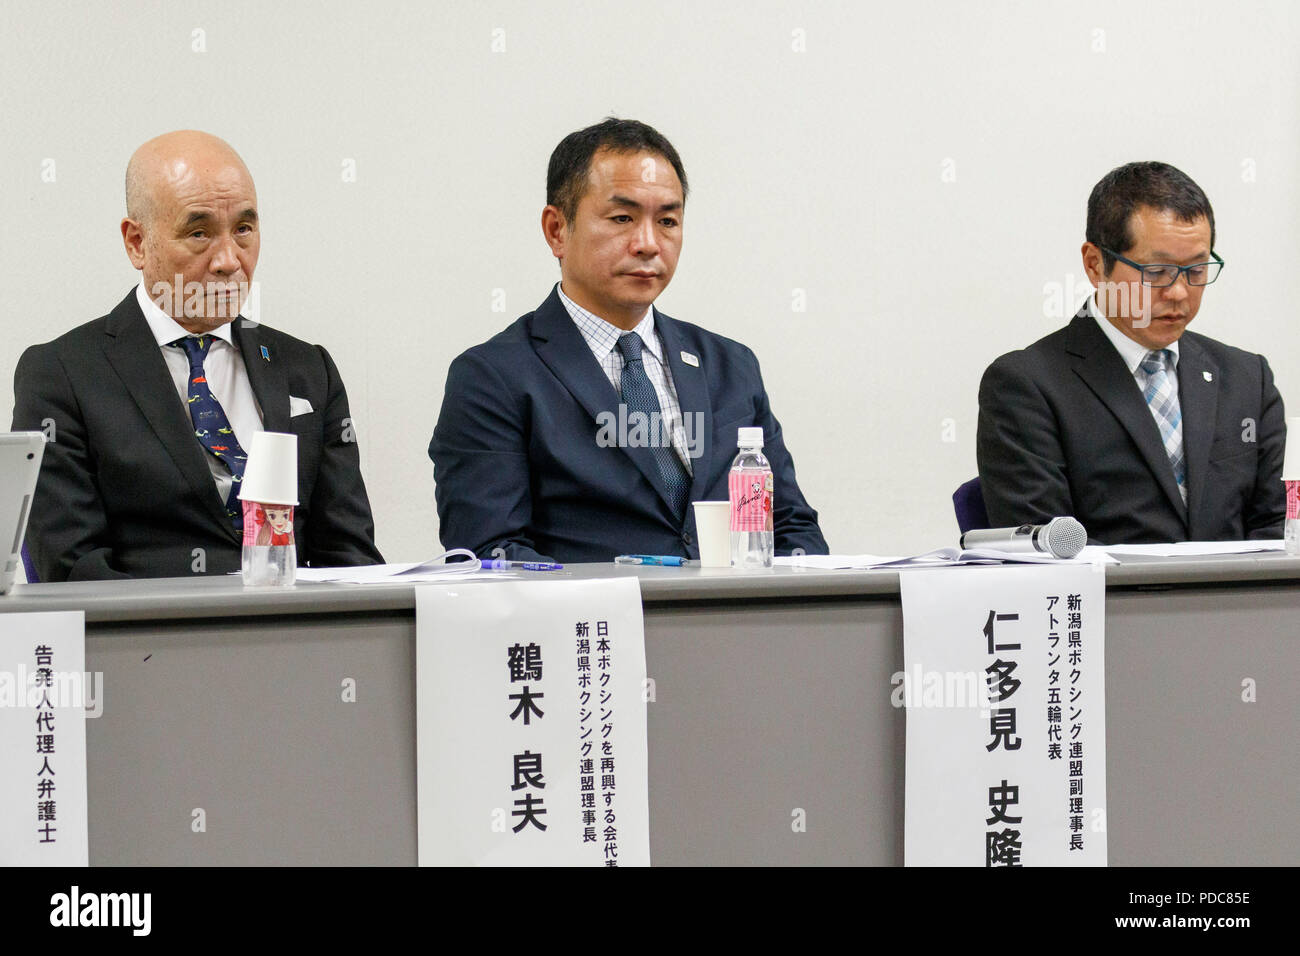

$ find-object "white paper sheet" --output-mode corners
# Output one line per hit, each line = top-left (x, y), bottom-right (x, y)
(775, 548), (1117, 569)
(1098, 540), (1285, 558)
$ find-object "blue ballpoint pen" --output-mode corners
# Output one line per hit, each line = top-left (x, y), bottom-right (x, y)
(481, 560), (564, 571)
(614, 554), (698, 567)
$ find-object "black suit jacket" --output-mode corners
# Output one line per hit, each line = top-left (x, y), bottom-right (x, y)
(11, 290), (383, 580)
(976, 307), (1286, 544)
(429, 288), (828, 562)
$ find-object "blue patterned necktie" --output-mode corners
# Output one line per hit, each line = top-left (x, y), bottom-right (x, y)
(615, 333), (690, 520)
(1138, 348), (1187, 505)
(174, 335), (249, 529)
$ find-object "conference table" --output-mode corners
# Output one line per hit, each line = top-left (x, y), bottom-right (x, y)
(1, 552), (1296, 866)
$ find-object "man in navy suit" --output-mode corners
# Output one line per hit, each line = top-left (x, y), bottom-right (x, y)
(430, 118), (827, 562)
(977, 161), (1286, 544)
(12, 130), (382, 580)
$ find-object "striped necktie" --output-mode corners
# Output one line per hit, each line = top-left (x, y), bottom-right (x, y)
(1138, 349), (1187, 505)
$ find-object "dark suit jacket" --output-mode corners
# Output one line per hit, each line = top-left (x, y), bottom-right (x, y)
(11, 290), (383, 580)
(977, 307), (1286, 544)
(429, 288), (828, 562)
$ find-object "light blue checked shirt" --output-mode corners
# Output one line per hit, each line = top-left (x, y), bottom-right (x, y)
(557, 283), (693, 474)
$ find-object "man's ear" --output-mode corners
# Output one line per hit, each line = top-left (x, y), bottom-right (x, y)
(541, 205), (568, 261)
(122, 218), (147, 270)
(1081, 241), (1106, 286)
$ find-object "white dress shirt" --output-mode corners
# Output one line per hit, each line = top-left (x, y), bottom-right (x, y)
(557, 283), (692, 474)
(1089, 294), (1185, 492)
(1089, 293), (1180, 387)
(135, 283), (264, 503)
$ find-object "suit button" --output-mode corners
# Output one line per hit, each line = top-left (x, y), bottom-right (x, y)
(682, 532), (693, 545)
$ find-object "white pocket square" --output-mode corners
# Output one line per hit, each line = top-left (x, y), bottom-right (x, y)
(289, 396), (314, 417)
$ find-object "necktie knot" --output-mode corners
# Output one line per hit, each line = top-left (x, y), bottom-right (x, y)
(616, 333), (645, 365)
(1139, 349), (1173, 377)
(174, 335), (214, 371)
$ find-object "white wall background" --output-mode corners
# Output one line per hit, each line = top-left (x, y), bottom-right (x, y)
(2, 0), (1297, 561)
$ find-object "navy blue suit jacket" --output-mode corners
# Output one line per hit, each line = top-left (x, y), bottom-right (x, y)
(429, 288), (828, 562)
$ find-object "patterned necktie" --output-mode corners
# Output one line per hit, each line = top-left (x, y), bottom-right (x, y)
(616, 333), (690, 520)
(1138, 349), (1187, 505)
(174, 335), (249, 529)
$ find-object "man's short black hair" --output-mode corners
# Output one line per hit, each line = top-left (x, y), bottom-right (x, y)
(547, 117), (688, 223)
(1086, 161), (1215, 273)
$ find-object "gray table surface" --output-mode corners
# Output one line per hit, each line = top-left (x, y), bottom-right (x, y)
(4, 551), (1300, 620)
(1, 553), (1296, 865)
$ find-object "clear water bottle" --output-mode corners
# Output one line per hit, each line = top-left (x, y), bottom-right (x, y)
(729, 427), (774, 569)
(240, 500), (297, 586)
(1286, 481), (1299, 556)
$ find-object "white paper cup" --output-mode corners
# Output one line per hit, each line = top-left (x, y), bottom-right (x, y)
(692, 500), (731, 568)
(1283, 417), (1300, 481)
(238, 431), (299, 505)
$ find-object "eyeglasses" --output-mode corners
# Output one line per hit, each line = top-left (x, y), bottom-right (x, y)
(1100, 247), (1224, 287)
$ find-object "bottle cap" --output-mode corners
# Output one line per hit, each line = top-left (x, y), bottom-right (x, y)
(737, 427), (764, 448)
(1284, 417), (1300, 481)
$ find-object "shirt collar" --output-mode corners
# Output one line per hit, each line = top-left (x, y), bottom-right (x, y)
(1087, 292), (1178, 374)
(556, 283), (659, 362)
(135, 283), (238, 348)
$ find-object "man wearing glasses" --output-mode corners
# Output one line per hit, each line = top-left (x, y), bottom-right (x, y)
(977, 161), (1286, 543)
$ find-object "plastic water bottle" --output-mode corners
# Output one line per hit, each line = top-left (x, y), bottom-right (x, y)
(729, 427), (774, 569)
(238, 432), (299, 586)
(1286, 481), (1299, 556)
(241, 500), (297, 586)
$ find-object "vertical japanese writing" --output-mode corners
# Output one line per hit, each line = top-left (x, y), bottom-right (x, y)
(576, 623), (596, 844)
(596, 620), (618, 867)
(983, 610), (1022, 866)
(986, 779), (1022, 866)
(34, 644), (57, 844)
(1046, 594), (1063, 766)
(507, 642), (546, 833)
(1066, 592), (1085, 852)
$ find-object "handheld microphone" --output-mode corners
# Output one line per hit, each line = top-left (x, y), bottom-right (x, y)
(959, 516), (1088, 559)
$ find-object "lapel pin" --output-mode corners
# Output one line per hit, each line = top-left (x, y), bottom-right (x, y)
(260, 345), (271, 362)
(1203, 370), (1212, 382)
(680, 351), (699, 368)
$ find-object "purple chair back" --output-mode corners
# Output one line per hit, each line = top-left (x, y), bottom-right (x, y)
(20, 543), (39, 584)
(952, 477), (990, 534)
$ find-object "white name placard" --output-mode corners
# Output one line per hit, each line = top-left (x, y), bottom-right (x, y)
(416, 578), (650, 866)
(901, 565), (1107, 866)
(0, 611), (89, 866)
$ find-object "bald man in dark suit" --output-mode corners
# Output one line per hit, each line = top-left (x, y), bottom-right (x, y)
(12, 131), (382, 580)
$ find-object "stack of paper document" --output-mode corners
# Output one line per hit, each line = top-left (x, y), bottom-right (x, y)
(774, 541), (1289, 571)
(296, 549), (511, 584)
(1094, 540), (1285, 559)
(774, 548), (1116, 570)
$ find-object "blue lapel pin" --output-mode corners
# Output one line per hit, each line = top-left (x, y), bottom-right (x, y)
(260, 345), (271, 362)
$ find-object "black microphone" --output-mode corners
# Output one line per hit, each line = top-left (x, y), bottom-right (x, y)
(959, 517), (1088, 559)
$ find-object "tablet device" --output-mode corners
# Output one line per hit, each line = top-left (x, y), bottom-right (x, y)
(0, 432), (46, 593)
